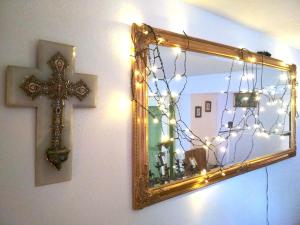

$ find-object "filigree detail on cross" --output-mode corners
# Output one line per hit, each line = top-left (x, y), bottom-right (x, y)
(20, 52), (90, 170)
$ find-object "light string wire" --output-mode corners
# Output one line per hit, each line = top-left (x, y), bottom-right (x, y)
(131, 24), (292, 185)
(265, 166), (270, 225)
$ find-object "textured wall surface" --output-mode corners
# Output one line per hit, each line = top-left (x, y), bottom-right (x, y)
(0, 1), (299, 225)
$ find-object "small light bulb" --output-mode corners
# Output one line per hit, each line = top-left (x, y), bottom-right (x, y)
(169, 118), (176, 125)
(161, 135), (169, 142)
(253, 124), (260, 129)
(175, 74), (182, 81)
(280, 73), (288, 81)
(242, 96), (249, 101)
(202, 145), (208, 150)
(219, 146), (227, 152)
(157, 37), (165, 44)
(161, 90), (168, 96)
(215, 136), (225, 142)
(201, 169), (207, 176)
(173, 46), (181, 55)
(153, 118), (159, 124)
(221, 172), (226, 177)
(231, 132), (237, 137)
(171, 91), (178, 98)
(151, 65), (158, 73)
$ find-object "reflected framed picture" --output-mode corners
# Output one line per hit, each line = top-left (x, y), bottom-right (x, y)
(205, 101), (212, 112)
(234, 92), (258, 108)
(195, 106), (202, 118)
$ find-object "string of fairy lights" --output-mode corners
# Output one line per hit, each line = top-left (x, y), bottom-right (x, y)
(132, 24), (294, 186)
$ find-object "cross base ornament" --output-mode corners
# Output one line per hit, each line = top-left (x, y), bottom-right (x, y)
(6, 40), (97, 185)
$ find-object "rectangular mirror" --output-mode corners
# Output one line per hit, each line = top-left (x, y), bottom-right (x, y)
(131, 23), (296, 209)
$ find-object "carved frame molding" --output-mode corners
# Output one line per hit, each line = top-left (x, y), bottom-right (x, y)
(131, 23), (297, 209)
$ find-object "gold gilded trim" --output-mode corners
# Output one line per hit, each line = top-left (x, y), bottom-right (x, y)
(131, 23), (297, 209)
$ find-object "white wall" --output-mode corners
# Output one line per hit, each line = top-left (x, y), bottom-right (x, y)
(0, 1), (300, 225)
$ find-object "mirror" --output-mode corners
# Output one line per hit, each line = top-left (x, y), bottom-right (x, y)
(147, 45), (291, 187)
(131, 23), (296, 209)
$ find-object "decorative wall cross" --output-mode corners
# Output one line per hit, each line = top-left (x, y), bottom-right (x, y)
(6, 40), (97, 186)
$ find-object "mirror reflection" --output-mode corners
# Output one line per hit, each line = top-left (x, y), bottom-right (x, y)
(147, 45), (291, 188)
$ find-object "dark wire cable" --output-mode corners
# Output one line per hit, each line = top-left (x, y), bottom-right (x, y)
(265, 167), (270, 225)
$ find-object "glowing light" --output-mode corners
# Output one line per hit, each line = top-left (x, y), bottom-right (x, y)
(161, 135), (170, 142)
(153, 118), (159, 124)
(171, 91), (178, 98)
(231, 132), (237, 137)
(219, 146), (227, 152)
(173, 46), (181, 55)
(221, 172), (226, 177)
(157, 37), (165, 44)
(201, 169), (207, 176)
(151, 65), (158, 73)
(135, 82), (142, 89)
(202, 145), (208, 150)
(169, 118), (176, 125)
(215, 136), (225, 142)
(205, 179), (209, 184)
(161, 90), (168, 96)
(159, 105), (165, 111)
(242, 96), (249, 101)
(260, 107), (265, 112)
(277, 123), (283, 127)
(274, 128), (279, 133)
(280, 73), (288, 81)
(250, 57), (256, 63)
(253, 124), (260, 129)
(175, 74), (182, 81)
(116, 3), (144, 25)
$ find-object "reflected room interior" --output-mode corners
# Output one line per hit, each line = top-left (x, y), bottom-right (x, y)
(147, 45), (291, 188)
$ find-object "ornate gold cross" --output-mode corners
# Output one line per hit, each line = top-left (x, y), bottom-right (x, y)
(20, 52), (90, 170)
(6, 40), (97, 186)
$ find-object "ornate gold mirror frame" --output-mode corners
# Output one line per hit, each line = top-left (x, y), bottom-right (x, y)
(131, 23), (297, 209)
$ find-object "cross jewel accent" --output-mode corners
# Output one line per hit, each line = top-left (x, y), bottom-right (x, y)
(20, 52), (90, 170)
(6, 40), (97, 186)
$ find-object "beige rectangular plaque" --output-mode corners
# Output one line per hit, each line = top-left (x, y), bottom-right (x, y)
(6, 40), (97, 186)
